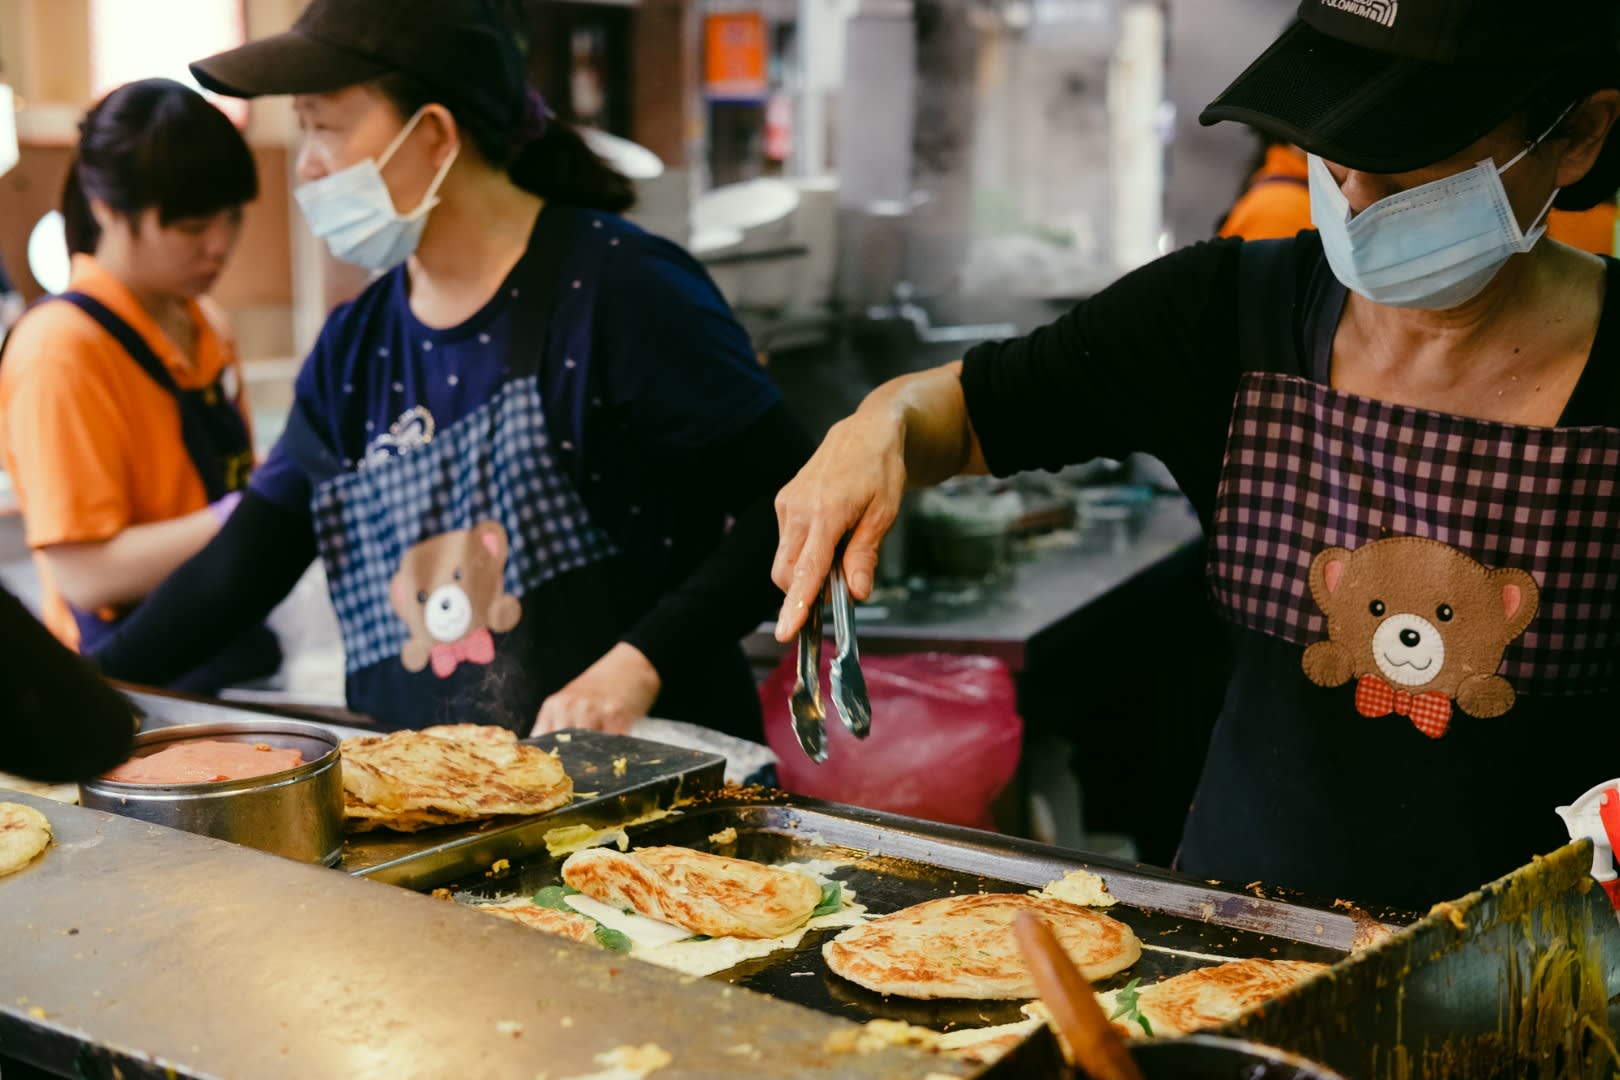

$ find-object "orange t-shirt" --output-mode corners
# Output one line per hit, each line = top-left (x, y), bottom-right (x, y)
(1547, 202), (1618, 257)
(0, 255), (249, 649)
(1219, 145), (1313, 241)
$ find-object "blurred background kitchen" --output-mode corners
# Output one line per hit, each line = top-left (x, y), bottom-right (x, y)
(0, 0), (1293, 861)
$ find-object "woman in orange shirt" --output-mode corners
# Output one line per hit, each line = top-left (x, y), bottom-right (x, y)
(0, 78), (278, 692)
(1217, 136), (1312, 241)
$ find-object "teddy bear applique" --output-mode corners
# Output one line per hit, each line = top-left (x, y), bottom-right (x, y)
(1301, 537), (1540, 738)
(389, 521), (523, 679)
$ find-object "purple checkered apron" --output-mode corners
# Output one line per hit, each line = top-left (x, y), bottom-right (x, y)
(1209, 372), (1620, 699)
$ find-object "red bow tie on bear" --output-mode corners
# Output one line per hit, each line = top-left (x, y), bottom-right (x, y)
(430, 626), (496, 679)
(1354, 675), (1451, 739)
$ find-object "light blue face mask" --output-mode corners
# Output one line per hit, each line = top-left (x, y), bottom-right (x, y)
(294, 108), (459, 272)
(1308, 109), (1570, 311)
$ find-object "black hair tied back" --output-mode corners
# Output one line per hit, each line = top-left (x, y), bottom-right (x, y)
(371, 74), (635, 214)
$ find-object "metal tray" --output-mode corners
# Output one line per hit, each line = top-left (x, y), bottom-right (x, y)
(438, 792), (1390, 1049)
(339, 730), (724, 887)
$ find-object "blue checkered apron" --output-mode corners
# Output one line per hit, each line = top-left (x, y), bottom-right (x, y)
(282, 208), (630, 728)
(311, 376), (618, 675)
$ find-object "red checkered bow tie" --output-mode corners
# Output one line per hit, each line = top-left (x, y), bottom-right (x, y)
(1354, 674), (1452, 739)
(430, 626), (496, 679)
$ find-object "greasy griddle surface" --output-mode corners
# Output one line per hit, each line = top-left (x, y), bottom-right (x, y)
(443, 804), (1346, 1033)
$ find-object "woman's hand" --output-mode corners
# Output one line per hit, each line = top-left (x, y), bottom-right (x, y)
(530, 642), (662, 736)
(771, 401), (911, 642)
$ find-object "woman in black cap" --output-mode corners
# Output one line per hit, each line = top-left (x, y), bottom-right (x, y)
(773, 0), (1620, 910)
(90, 0), (811, 739)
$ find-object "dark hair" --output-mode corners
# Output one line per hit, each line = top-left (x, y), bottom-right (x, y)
(370, 73), (635, 214)
(1524, 63), (1620, 211)
(62, 78), (258, 256)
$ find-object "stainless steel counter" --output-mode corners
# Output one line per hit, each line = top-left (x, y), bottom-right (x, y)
(745, 496), (1204, 673)
(0, 793), (977, 1079)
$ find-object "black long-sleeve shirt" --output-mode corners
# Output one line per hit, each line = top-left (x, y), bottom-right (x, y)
(1, 585), (133, 780)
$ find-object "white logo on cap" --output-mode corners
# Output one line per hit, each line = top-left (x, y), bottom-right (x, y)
(1322, 0), (1397, 27)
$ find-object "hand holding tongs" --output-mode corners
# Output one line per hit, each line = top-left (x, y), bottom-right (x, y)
(788, 553), (872, 763)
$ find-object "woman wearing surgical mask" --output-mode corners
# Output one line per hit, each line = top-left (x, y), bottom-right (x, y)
(89, 0), (811, 739)
(0, 78), (280, 694)
(773, 0), (1620, 911)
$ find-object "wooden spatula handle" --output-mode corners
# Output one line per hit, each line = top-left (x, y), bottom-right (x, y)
(1014, 910), (1146, 1080)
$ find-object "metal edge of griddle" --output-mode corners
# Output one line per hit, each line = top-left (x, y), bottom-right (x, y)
(0, 792), (988, 1080)
(341, 731), (725, 890)
(1218, 839), (1620, 1080)
(672, 792), (1409, 950)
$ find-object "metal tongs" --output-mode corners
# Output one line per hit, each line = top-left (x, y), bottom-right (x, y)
(788, 559), (872, 763)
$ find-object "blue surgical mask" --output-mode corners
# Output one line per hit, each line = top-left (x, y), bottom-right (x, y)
(1308, 110), (1569, 310)
(295, 108), (459, 272)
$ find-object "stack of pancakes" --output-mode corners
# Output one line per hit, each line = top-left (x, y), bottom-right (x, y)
(341, 724), (572, 833)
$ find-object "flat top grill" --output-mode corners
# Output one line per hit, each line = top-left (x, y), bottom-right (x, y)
(439, 793), (1370, 1068)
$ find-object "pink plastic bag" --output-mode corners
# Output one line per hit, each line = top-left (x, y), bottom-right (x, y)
(761, 652), (1023, 831)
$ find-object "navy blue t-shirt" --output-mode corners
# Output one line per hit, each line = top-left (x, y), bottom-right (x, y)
(253, 209), (777, 514)
(248, 206), (786, 731)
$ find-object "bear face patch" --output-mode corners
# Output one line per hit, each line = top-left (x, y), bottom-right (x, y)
(1301, 537), (1540, 738)
(389, 521), (523, 678)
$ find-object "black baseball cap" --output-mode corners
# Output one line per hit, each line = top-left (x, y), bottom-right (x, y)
(1200, 0), (1620, 173)
(190, 0), (526, 136)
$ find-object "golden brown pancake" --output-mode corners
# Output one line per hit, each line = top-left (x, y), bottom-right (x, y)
(340, 729), (571, 833)
(1104, 958), (1327, 1038)
(0, 802), (52, 878)
(468, 900), (599, 943)
(823, 892), (1141, 999)
(561, 846), (823, 939)
(341, 791), (464, 833)
(419, 723), (518, 746)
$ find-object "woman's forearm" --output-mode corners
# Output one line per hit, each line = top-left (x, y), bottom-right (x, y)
(41, 509), (218, 611)
(90, 492), (314, 685)
(869, 361), (988, 487)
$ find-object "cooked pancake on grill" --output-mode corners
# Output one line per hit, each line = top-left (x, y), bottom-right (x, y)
(469, 900), (599, 943)
(1103, 958), (1327, 1038)
(561, 846), (823, 939)
(0, 802), (52, 878)
(340, 729), (572, 833)
(823, 892), (1141, 999)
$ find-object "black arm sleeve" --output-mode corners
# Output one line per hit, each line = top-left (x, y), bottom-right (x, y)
(960, 238), (1250, 512)
(0, 586), (135, 780)
(90, 491), (317, 686)
(620, 402), (813, 676)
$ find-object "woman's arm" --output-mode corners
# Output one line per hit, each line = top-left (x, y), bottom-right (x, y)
(769, 360), (988, 638)
(89, 492), (316, 686)
(41, 507), (219, 611)
(0, 586), (135, 780)
(532, 403), (814, 734)
(772, 238), (1256, 638)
